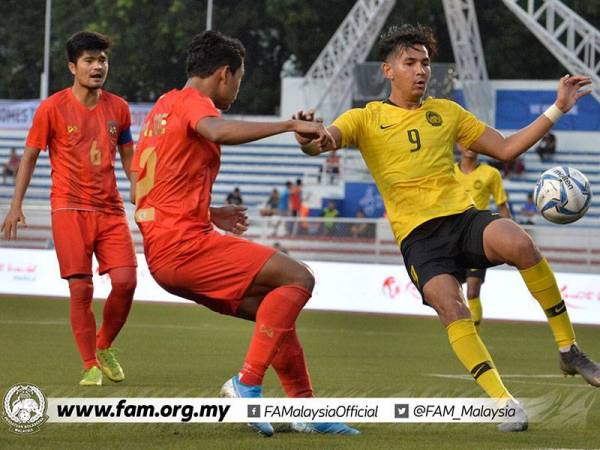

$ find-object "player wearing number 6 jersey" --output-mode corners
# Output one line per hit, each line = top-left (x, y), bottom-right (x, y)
(296, 24), (600, 432)
(1, 31), (137, 386)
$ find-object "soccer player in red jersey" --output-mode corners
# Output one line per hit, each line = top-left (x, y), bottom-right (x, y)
(132, 31), (357, 437)
(1, 31), (137, 386)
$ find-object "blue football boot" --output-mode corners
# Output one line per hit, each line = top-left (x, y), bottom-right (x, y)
(220, 375), (274, 437)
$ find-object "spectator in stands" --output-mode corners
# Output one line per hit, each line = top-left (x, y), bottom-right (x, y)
(260, 188), (280, 216)
(535, 132), (556, 162)
(322, 200), (340, 236)
(520, 192), (537, 225)
(269, 181), (292, 237)
(350, 209), (375, 238)
(225, 187), (243, 205)
(2, 148), (21, 185)
(289, 179), (302, 217)
(325, 150), (341, 184)
(279, 181), (292, 215)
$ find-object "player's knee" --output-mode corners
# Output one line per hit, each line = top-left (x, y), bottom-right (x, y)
(111, 278), (136, 298)
(432, 296), (470, 325)
(510, 234), (541, 268)
(69, 279), (93, 302)
(292, 266), (315, 293)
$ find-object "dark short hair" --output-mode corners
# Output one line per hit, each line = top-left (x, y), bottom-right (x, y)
(186, 30), (245, 78)
(66, 31), (110, 63)
(378, 24), (438, 61)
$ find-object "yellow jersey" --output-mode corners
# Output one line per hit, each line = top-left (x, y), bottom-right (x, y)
(332, 98), (486, 244)
(453, 162), (507, 210)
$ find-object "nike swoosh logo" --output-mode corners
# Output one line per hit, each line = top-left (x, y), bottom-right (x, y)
(554, 304), (566, 314)
(380, 124), (395, 129)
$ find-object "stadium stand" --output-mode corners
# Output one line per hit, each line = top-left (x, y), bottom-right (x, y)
(1, 127), (599, 274)
(0, 130), (327, 208)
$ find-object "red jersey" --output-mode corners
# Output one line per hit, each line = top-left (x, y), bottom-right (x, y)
(133, 88), (221, 271)
(289, 186), (302, 211)
(26, 88), (132, 213)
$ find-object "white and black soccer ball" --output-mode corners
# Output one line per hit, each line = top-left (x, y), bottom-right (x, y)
(534, 166), (592, 224)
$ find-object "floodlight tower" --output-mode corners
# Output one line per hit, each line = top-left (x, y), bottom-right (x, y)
(302, 0), (396, 124)
(442, 0), (495, 126)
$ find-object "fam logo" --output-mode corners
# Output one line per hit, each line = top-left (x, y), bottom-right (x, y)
(2, 383), (48, 434)
(426, 111), (442, 127)
(473, 179), (483, 190)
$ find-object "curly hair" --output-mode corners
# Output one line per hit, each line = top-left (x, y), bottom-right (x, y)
(378, 24), (438, 61)
(186, 30), (246, 78)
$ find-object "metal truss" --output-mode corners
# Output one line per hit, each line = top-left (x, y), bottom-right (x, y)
(502, 0), (600, 103)
(442, 0), (495, 126)
(303, 0), (396, 123)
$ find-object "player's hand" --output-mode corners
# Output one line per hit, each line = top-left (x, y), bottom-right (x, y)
(1, 207), (27, 240)
(292, 109), (326, 145)
(211, 205), (248, 235)
(555, 74), (592, 112)
(292, 120), (334, 149)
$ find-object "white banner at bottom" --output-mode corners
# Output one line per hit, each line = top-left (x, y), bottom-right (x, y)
(45, 397), (524, 423)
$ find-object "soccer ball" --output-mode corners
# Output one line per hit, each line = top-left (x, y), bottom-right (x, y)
(534, 166), (592, 224)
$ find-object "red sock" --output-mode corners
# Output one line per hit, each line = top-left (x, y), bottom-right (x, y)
(239, 285), (311, 386)
(69, 278), (97, 369)
(96, 267), (136, 350)
(271, 329), (313, 397)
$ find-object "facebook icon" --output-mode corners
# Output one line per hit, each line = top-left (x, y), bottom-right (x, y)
(248, 405), (261, 418)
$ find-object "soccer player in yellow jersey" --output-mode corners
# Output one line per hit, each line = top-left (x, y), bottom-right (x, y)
(295, 24), (599, 432)
(454, 145), (511, 329)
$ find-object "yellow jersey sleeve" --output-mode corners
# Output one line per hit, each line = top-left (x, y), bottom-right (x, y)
(490, 167), (507, 205)
(455, 104), (487, 149)
(331, 108), (365, 149)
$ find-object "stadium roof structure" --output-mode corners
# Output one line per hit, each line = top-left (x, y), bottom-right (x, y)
(300, 0), (599, 126)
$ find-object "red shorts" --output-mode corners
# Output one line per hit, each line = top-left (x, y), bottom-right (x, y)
(150, 230), (277, 316)
(52, 210), (137, 279)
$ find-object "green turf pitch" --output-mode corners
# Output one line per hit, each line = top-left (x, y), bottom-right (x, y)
(1, 296), (599, 449)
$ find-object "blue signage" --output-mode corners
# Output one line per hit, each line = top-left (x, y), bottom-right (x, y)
(453, 89), (600, 131)
(344, 182), (385, 218)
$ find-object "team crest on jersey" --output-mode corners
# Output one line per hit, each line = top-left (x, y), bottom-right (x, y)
(474, 180), (483, 190)
(107, 120), (118, 136)
(426, 111), (443, 127)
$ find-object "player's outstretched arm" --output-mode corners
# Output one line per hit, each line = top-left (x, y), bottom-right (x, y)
(1, 147), (41, 240)
(196, 117), (333, 148)
(292, 110), (340, 156)
(470, 75), (591, 161)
